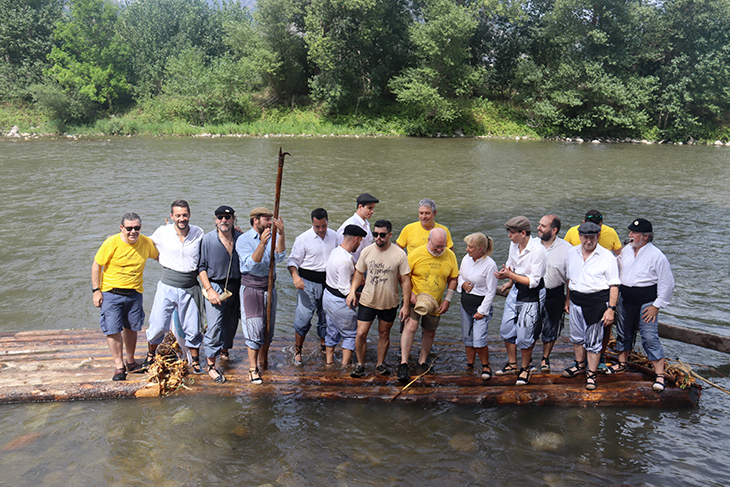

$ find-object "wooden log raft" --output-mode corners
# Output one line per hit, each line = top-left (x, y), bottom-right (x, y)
(0, 329), (700, 407)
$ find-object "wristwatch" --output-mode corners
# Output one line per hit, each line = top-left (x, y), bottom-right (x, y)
(92, 288), (100, 293)
(607, 305), (617, 311)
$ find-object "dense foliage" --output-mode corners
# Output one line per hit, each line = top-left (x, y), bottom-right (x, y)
(2, 0), (730, 139)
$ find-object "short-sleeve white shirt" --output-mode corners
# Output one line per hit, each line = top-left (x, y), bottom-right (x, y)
(150, 224), (203, 272)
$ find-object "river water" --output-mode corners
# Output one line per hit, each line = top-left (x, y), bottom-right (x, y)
(1, 136), (729, 486)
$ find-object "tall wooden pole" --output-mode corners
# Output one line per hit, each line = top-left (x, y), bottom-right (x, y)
(267, 147), (289, 337)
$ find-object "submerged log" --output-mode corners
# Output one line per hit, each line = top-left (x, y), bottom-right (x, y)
(0, 329), (700, 407)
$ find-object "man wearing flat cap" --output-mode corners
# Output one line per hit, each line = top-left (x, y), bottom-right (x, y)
(322, 224), (367, 366)
(336, 192), (379, 263)
(198, 205), (242, 384)
(236, 206), (286, 384)
(607, 218), (674, 392)
(563, 221), (620, 391)
(287, 208), (338, 365)
(494, 216), (547, 385)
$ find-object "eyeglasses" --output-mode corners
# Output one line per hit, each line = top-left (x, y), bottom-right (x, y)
(216, 214), (233, 220)
(123, 226), (141, 232)
(373, 232), (390, 238)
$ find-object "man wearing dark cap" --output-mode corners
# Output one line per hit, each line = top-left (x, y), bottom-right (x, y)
(336, 192), (379, 262)
(322, 224), (367, 366)
(494, 216), (547, 385)
(198, 205), (242, 384)
(287, 208), (338, 365)
(236, 206), (286, 384)
(347, 220), (411, 378)
(563, 222), (620, 391)
(564, 209), (622, 255)
(608, 218), (674, 392)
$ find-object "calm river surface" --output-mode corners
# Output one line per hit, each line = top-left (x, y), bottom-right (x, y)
(1, 136), (729, 486)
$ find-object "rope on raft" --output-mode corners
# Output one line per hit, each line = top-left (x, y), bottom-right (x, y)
(147, 331), (192, 396)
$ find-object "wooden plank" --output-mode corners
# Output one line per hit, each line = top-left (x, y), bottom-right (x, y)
(0, 329), (700, 407)
(659, 322), (730, 354)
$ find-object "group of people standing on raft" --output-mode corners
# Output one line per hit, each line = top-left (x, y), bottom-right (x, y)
(91, 196), (674, 392)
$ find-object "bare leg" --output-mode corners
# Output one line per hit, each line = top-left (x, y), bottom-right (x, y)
(376, 320), (394, 366)
(505, 341), (517, 364)
(400, 317), (419, 364)
(342, 348), (353, 366)
(573, 343), (587, 363)
(418, 329), (436, 364)
(520, 345), (534, 369)
(294, 332), (305, 362)
(122, 329), (138, 365)
(652, 357), (665, 376)
(465, 346), (476, 365)
(106, 333), (125, 370)
(325, 346), (335, 365)
(475, 346), (489, 366)
(542, 340), (555, 360)
(354, 320), (373, 365)
(247, 346), (259, 371)
(586, 351), (601, 372)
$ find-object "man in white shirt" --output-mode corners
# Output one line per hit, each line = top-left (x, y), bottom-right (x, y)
(494, 216), (547, 386)
(144, 200), (205, 373)
(536, 214), (572, 372)
(563, 222), (620, 391)
(287, 208), (338, 365)
(336, 193), (378, 263)
(322, 224), (367, 366)
(608, 218), (675, 392)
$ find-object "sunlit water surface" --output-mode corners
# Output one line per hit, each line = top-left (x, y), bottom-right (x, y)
(1, 136), (729, 486)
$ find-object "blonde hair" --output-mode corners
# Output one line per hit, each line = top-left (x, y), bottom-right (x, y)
(464, 232), (493, 256)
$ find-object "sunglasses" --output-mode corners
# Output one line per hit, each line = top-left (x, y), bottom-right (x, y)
(123, 226), (141, 232)
(373, 232), (390, 238)
(216, 214), (233, 220)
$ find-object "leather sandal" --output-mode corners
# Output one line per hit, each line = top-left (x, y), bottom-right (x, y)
(481, 364), (492, 381)
(585, 370), (597, 390)
(249, 368), (263, 384)
(562, 360), (587, 378)
(540, 356), (550, 372)
(495, 362), (518, 376)
(141, 351), (156, 371)
(515, 367), (531, 385)
(207, 364), (226, 384)
(112, 367), (127, 381)
(190, 356), (203, 375)
(605, 362), (628, 375)
(652, 373), (665, 392)
(294, 345), (303, 366)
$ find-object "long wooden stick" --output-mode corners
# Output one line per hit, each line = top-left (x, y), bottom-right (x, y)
(267, 148), (289, 337)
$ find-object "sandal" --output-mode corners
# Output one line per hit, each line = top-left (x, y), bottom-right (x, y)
(112, 367), (127, 381)
(562, 360), (587, 378)
(190, 356), (203, 375)
(141, 351), (156, 371)
(465, 363), (474, 371)
(249, 368), (263, 384)
(481, 364), (492, 381)
(652, 373), (665, 392)
(294, 345), (303, 366)
(540, 356), (550, 372)
(605, 362), (627, 375)
(220, 350), (230, 361)
(585, 370), (597, 390)
(515, 367), (531, 385)
(208, 364), (226, 384)
(495, 362), (518, 376)
(126, 360), (143, 374)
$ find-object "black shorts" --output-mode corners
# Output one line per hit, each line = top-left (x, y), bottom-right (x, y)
(357, 305), (398, 323)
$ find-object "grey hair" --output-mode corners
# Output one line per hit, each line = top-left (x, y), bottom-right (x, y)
(121, 212), (142, 225)
(644, 231), (654, 242)
(418, 198), (436, 212)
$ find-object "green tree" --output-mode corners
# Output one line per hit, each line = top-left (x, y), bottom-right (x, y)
(0, 0), (63, 100)
(46, 0), (129, 110)
(305, 0), (412, 112)
(390, 0), (485, 124)
(117, 0), (239, 98)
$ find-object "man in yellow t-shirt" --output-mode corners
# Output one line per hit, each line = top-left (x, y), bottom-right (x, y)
(563, 209), (622, 255)
(92, 212), (158, 381)
(396, 198), (454, 253)
(398, 227), (459, 383)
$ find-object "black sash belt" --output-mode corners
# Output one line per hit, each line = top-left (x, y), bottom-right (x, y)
(109, 288), (137, 297)
(299, 268), (326, 284)
(546, 284), (565, 299)
(461, 292), (485, 316)
(570, 289), (609, 326)
(619, 284), (657, 305)
(515, 278), (544, 302)
(325, 284), (347, 299)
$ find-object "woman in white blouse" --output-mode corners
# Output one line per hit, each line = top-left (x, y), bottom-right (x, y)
(458, 233), (498, 380)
